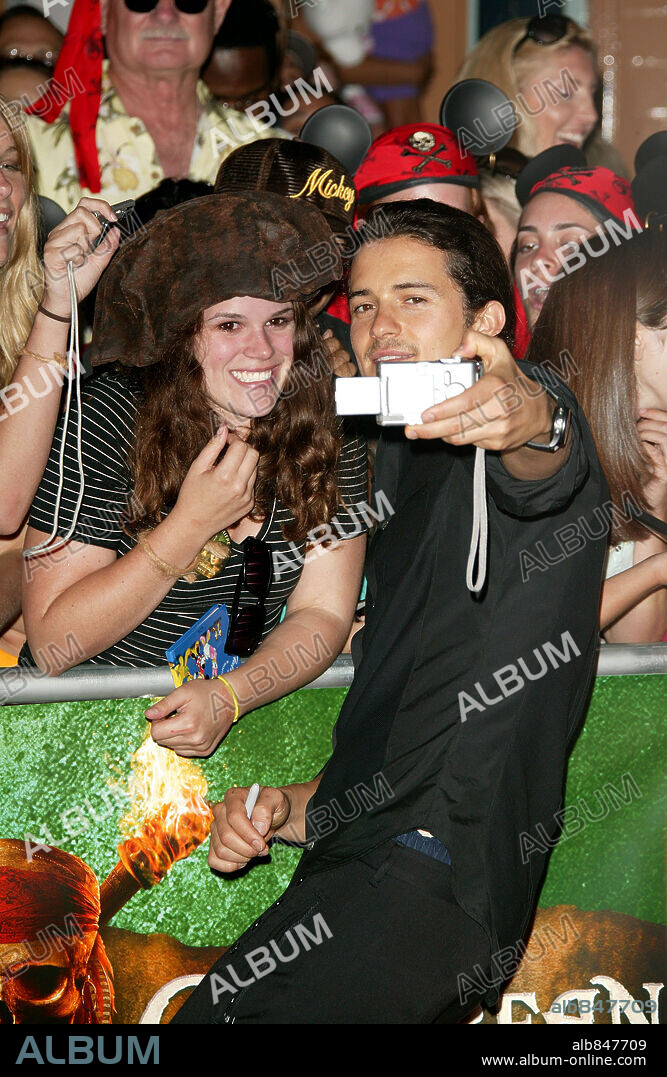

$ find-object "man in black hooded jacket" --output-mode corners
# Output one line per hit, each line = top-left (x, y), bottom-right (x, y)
(173, 201), (608, 1024)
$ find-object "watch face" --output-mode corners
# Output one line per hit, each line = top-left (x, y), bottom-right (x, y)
(525, 402), (570, 451)
(552, 405), (569, 447)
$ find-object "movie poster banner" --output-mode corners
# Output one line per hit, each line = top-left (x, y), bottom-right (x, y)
(0, 674), (663, 1026)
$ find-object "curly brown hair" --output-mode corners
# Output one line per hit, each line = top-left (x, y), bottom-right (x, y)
(124, 301), (343, 543)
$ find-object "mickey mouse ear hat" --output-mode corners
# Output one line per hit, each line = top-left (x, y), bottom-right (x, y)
(25, 0), (104, 193)
(353, 78), (519, 206)
(440, 78), (515, 163)
(516, 145), (640, 229)
(354, 122), (481, 206)
(299, 104), (373, 176)
(631, 130), (667, 226)
(515, 144), (586, 202)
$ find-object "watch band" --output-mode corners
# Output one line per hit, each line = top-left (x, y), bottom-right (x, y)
(525, 403), (570, 453)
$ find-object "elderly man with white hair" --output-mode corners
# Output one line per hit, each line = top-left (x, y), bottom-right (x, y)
(25, 0), (277, 211)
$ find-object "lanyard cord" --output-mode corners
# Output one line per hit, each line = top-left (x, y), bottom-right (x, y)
(24, 261), (85, 560)
(466, 446), (488, 594)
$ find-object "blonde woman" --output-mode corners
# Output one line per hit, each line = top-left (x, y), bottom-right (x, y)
(456, 13), (613, 262)
(0, 93), (39, 662)
(0, 95), (119, 662)
(457, 14), (598, 160)
(0, 93), (41, 387)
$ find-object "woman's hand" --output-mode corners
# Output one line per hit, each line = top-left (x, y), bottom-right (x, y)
(638, 409), (667, 520)
(41, 198), (122, 317)
(172, 425), (259, 543)
(208, 786), (292, 872)
(145, 678), (239, 757)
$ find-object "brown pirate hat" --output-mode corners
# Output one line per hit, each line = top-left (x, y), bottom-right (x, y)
(88, 191), (342, 368)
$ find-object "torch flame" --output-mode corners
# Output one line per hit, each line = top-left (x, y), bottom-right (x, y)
(116, 733), (213, 888)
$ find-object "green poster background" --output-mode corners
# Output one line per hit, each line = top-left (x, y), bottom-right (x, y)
(0, 674), (663, 948)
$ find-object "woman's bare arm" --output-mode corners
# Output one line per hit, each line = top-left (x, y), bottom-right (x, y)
(22, 426), (261, 672)
(602, 542), (667, 642)
(146, 531), (367, 756)
(22, 514), (205, 672)
(0, 315), (73, 533)
(229, 530), (367, 715)
(0, 198), (121, 533)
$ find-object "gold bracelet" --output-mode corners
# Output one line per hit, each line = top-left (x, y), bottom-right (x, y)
(135, 531), (200, 579)
(20, 349), (69, 373)
(217, 675), (241, 723)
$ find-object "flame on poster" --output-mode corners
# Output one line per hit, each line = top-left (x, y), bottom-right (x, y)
(115, 732), (213, 888)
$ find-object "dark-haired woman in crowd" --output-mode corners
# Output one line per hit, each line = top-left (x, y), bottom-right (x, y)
(21, 192), (368, 755)
(513, 156), (640, 331)
(528, 226), (667, 642)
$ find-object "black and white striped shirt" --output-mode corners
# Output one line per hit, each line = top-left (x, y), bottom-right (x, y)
(27, 365), (369, 667)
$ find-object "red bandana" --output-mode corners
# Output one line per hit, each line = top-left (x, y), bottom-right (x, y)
(26, 0), (104, 194)
(512, 280), (531, 359)
(355, 123), (479, 205)
(528, 167), (640, 230)
(0, 843), (113, 1023)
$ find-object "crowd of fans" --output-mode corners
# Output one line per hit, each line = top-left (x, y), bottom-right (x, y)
(0, 0), (665, 689)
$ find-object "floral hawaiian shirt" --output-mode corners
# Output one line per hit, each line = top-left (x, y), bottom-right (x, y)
(26, 61), (281, 213)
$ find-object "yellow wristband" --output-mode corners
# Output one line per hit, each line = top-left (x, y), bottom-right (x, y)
(217, 675), (240, 724)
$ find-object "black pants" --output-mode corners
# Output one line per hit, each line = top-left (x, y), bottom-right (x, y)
(172, 838), (491, 1024)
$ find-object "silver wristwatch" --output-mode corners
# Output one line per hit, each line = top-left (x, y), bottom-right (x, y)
(525, 403), (570, 453)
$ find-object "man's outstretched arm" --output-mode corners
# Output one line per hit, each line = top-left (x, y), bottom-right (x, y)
(404, 329), (572, 480)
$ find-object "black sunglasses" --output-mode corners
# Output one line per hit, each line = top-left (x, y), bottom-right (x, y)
(513, 14), (570, 54)
(124, 0), (210, 13)
(225, 536), (273, 658)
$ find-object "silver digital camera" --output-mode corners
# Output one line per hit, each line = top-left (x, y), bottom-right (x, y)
(336, 357), (482, 426)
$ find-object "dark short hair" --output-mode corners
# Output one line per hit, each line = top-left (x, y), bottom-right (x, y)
(134, 178), (213, 227)
(214, 0), (281, 80)
(0, 5), (55, 29)
(359, 200), (516, 350)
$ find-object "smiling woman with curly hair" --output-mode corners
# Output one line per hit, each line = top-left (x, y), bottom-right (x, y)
(21, 192), (368, 757)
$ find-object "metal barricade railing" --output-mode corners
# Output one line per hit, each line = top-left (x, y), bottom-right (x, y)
(0, 646), (665, 706)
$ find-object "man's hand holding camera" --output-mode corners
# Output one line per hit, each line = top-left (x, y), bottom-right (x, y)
(405, 330), (570, 480)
